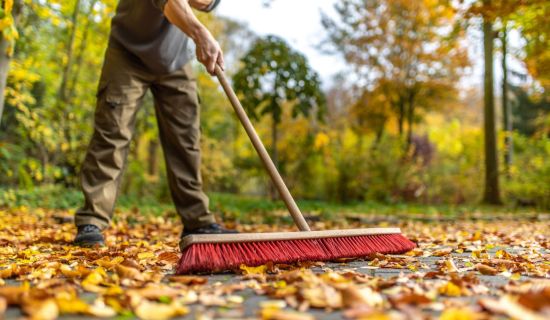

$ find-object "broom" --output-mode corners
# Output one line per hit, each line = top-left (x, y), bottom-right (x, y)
(176, 66), (416, 274)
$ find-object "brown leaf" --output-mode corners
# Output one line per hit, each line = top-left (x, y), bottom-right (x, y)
(22, 298), (59, 320)
(0, 286), (28, 305)
(475, 263), (498, 275)
(0, 297), (6, 316)
(121, 258), (141, 270)
(341, 286), (383, 308)
(167, 275), (207, 285)
(479, 296), (547, 320)
(0, 265), (14, 279)
(517, 287), (550, 311)
(433, 248), (453, 256)
(389, 292), (431, 306)
(115, 264), (144, 281)
(157, 252), (180, 264)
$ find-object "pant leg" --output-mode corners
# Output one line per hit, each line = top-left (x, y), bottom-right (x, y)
(150, 64), (215, 230)
(75, 45), (150, 229)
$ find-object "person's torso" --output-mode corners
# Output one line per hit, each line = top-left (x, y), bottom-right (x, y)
(110, 0), (193, 74)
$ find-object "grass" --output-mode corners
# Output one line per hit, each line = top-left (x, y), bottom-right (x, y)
(0, 185), (543, 224)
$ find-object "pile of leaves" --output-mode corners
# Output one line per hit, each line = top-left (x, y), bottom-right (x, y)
(0, 207), (549, 319)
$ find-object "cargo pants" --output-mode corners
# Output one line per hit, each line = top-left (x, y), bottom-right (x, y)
(75, 44), (216, 231)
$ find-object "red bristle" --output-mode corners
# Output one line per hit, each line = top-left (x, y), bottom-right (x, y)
(176, 234), (416, 274)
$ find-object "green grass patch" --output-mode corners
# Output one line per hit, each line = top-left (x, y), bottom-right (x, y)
(1, 185), (542, 224)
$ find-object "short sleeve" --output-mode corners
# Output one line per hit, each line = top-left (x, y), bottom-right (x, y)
(152, 0), (168, 11)
(203, 0), (221, 12)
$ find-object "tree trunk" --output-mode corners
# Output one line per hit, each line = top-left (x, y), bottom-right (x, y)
(270, 112), (279, 200)
(148, 140), (158, 176)
(406, 91), (416, 150)
(482, 15), (502, 205)
(58, 0), (81, 103)
(68, 0), (98, 100)
(0, 36), (10, 125)
(501, 26), (512, 178)
(397, 97), (405, 137)
(0, 0), (22, 125)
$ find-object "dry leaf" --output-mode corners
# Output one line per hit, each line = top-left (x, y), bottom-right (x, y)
(22, 298), (59, 320)
(341, 286), (383, 308)
(475, 263), (498, 275)
(439, 307), (481, 320)
(0, 297), (6, 316)
(479, 296), (547, 320)
(438, 281), (464, 297)
(115, 264), (144, 281)
(389, 292), (431, 306)
(167, 275), (207, 285)
(261, 308), (314, 320)
(157, 252), (180, 264)
(240, 264), (268, 275)
(134, 300), (189, 320)
(0, 286), (28, 305)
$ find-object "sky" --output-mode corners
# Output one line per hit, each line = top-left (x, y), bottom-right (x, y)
(216, 0), (529, 92)
(216, 0), (345, 86)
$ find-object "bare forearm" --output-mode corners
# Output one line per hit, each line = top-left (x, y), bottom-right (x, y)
(164, 0), (209, 43)
(163, 0), (224, 74)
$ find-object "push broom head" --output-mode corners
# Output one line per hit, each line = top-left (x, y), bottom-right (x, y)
(177, 228), (416, 274)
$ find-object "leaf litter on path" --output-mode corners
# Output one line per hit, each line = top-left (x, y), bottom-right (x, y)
(0, 208), (549, 319)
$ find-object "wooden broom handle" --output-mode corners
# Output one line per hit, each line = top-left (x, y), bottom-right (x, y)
(215, 65), (311, 232)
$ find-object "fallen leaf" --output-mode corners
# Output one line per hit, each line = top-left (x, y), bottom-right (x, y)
(22, 298), (59, 320)
(438, 281), (464, 297)
(0, 286), (28, 305)
(240, 264), (268, 275)
(433, 248), (453, 256)
(137, 252), (155, 260)
(389, 292), (431, 306)
(134, 300), (189, 320)
(167, 275), (207, 285)
(259, 300), (287, 309)
(341, 286), (383, 308)
(0, 297), (6, 316)
(157, 252), (180, 264)
(475, 263), (498, 275)
(115, 264), (144, 281)
(517, 287), (550, 311)
(479, 295), (547, 320)
(440, 307), (481, 320)
(261, 308), (314, 320)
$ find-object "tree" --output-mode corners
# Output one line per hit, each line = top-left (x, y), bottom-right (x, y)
(322, 0), (468, 148)
(510, 1), (550, 92)
(233, 35), (325, 197)
(481, 3), (502, 204)
(500, 25), (512, 177)
(0, 0), (21, 124)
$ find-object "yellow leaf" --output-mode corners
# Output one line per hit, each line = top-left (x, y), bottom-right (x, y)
(137, 252), (155, 260)
(261, 308), (314, 320)
(440, 307), (481, 320)
(56, 296), (90, 314)
(240, 264), (267, 275)
(438, 281), (463, 297)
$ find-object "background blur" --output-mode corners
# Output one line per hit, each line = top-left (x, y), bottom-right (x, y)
(0, 0), (548, 214)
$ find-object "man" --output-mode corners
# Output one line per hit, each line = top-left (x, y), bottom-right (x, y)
(74, 0), (236, 247)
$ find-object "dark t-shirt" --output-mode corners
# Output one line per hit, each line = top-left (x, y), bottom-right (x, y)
(109, 0), (220, 74)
